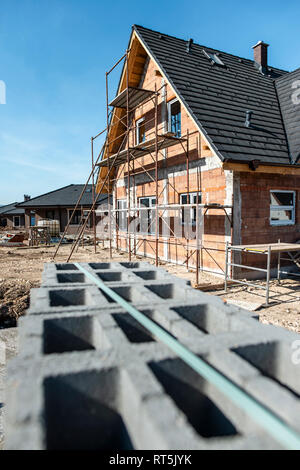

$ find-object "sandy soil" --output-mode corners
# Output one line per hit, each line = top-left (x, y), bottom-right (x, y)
(0, 243), (300, 334)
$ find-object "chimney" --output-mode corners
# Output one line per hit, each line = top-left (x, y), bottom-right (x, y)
(24, 194), (31, 201)
(252, 40), (269, 71)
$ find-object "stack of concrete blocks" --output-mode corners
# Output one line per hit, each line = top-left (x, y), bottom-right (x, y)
(5, 261), (300, 450)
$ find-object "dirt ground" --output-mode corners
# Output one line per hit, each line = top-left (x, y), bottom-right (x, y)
(0, 243), (300, 334)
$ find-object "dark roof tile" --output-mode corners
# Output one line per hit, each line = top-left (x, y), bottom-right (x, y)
(134, 25), (298, 166)
(0, 203), (24, 215)
(17, 184), (109, 208)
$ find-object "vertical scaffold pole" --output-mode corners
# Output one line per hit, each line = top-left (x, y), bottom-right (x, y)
(224, 241), (229, 292)
(155, 83), (159, 266)
(91, 137), (97, 254)
(106, 71), (112, 259)
(196, 189), (200, 286)
(186, 129), (189, 271)
(266, 245), (271, 305)
(277, 238), (281, 283)
(196, 168), (200, 286)
(126, 49), (131, 261)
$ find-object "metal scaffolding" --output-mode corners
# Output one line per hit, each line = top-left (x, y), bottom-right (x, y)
(53, 50), (233, 285)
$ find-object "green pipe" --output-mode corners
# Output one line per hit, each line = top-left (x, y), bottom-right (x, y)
(75, 262), (300, 450)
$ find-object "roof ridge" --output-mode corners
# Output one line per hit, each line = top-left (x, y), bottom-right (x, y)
(276, 66), (300, 82)
(0, 201), (18, 209)
(133, 24), (288, 74)
(17, 184), (74, 207)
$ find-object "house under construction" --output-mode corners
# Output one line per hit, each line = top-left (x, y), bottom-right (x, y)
(60, 25), (300, 283)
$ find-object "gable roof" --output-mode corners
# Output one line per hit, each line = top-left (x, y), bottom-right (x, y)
(0, 202), (18, 215)
(0, 202), (24, 216)
(17, 184), (109, 208)
(276, 67), (300, 164)
(132, 25), (298, 167)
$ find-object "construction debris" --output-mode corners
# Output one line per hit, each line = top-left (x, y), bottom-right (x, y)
(0, 279), (39, 328)
(0, 233), (25, 247)
(224, 298), (263, 312)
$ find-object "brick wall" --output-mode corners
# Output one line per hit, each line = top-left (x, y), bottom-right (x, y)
(239, 171), (300, 269)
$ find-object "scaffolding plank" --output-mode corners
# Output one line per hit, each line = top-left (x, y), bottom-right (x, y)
(230, 243), (300, 253)
(97, 134), (187, 167)
(109, 87), (156, 109)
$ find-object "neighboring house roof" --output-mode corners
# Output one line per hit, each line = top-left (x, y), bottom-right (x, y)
(0, 203), (18, 215)
(17, 184), (109, 208)
(3, 207), (25, 215)
(0, 202), (24, 216)
(132, 25), (299, 166)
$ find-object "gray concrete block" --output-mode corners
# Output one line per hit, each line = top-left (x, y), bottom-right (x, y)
(4, 261), (300, 450)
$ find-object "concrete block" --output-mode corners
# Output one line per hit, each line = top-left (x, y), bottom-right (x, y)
(4, 261), (300, 450)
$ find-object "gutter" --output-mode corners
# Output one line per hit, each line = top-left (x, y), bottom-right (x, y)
(223, 157), (300, 170)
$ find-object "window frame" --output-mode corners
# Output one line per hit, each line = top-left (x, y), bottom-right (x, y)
(136, 117), (146, 145)
(13, 216), (20, 227)
(68, 209), (82, 226)
(270, 190), (296, 226)
(45, 210), (55, 220)
(167, 98), (181, 137)
(117, 199), (127, 231)
(139, 196), (156, 235)
(180, 192), (202, 226)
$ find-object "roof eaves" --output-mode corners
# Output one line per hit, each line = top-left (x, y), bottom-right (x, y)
(0, 202), (18, 213)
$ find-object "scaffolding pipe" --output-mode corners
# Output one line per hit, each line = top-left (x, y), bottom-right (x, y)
(126, 49), (131, 261)
(53, 141), (106, 259)
(155, 83), (159, 267)
(91, 137), (97, 254)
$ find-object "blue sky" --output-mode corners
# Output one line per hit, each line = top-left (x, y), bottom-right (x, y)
(0, 0), (299, 204)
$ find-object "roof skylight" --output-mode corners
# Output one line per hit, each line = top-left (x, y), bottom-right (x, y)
(203, 49), (225, 66)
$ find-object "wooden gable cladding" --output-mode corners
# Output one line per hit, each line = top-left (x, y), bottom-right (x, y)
(95, 166), (114, 194)
(96, 29), (217, 195)
(96, 33), (148, 194)
(106, 34), (147, 158)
